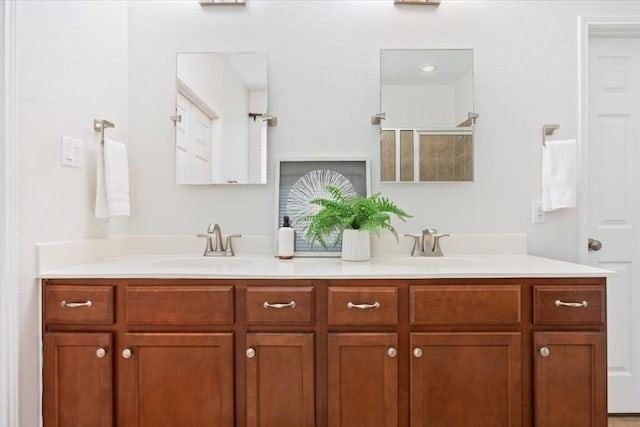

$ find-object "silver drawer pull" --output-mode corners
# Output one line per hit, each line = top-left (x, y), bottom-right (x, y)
(347, 301), (380, 310)
(60, 300), (93, 308)
(263, 301), (296, 309)
(555, 300), (588, 308)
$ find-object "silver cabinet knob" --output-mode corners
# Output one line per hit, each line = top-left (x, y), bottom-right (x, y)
(588, 238), (602, 251)
(413, 347), (423, 358)
(539, 347), (550, 358)
(387, 347), (397, 358)
(121, 348), (132, 359)
(246, 348), (256, 359)
(96, 348), (106, 359)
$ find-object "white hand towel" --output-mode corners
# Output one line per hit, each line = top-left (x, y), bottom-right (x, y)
(542, 139), (577, 212)
(95, 139), (130, 218)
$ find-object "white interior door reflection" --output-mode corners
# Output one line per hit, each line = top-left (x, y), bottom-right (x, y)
(176, 91), (214, 185)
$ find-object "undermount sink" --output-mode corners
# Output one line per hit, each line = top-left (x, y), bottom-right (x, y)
(151, 257), (253, 269)
(384, 256), (493, 269)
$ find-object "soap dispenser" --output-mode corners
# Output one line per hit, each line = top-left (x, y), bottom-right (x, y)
(277, 216), (295, 259)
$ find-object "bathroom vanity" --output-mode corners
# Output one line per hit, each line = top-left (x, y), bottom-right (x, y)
(40, 254), (609, 427)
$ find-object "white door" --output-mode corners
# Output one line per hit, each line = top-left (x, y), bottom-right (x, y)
(176, 91), (213, 184)
(588, 36), (640, 413)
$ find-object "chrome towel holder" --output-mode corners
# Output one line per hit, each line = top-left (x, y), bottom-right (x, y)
(542, 124), (559, 146)
(94, 119), (115, 145)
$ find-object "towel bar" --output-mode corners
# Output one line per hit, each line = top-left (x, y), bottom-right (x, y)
(94, 119), (115, 145)
(542, 124), (559, 146)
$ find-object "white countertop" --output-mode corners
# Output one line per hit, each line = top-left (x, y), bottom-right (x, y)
(39, 254), (612, 280)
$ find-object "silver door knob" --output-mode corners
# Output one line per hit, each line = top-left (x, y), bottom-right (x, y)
(413, 348), (423, 358)
(539, 347), (550, 358)
(387, 347), (397, 358)
(121, 348), (132, 359)
(246, 348), (256, 359)
(588, 238), (602, 251)
(96, 348), (106, 359)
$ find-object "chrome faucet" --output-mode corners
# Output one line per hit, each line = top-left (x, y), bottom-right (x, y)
(404, 228), (450, 257)
(197, 223), (241, 256)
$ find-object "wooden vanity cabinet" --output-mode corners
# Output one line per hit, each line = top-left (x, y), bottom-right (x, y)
(532, 285), (607, 427)
(42, 277), (607, 427)
(409, 285), (523, 427)
(119, 332), (234, 426)
(42, 280), (236, 427)
(43, 332), (114, 427)
(243, 285), (316, 427)
(327, 286), (399, 427)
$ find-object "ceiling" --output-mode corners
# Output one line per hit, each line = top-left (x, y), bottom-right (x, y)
(381, 49), (473, 85)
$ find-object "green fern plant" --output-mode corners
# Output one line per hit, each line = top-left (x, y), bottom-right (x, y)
(300, 185), (412, 249)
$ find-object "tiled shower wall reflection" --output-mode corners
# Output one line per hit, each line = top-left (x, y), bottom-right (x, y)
(419, 134), (473, 181)
(380, 130), (473, 182)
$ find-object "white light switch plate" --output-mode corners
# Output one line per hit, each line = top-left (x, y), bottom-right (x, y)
(61, 136), (83, 168)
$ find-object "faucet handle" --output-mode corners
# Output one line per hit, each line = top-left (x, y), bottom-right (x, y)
(224, 234), (242, 256)
(404, 234), (423, 257)
(197, 234), (214, 255)
(431, 233), (450, 256)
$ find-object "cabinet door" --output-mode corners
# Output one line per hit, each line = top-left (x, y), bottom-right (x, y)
(411, 332), (522, 427)
(43, 332), (113, 427)
(328, 333), (398, 427)
(119, 333), (234, 427)
(245, 333), (315, 427)
(534, 332), (606, 427)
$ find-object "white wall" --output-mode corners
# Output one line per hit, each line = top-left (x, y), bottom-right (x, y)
(382, 84), (455, 127)
(127, 0), (640, 260)
(455, 69), (474, 125)
(248, 90), (267, 183)
(14, 1), (640, 424)
(16, 2), (128, 425)
(178, 53), (250, 183)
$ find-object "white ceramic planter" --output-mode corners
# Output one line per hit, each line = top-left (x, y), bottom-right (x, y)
(341, 229), (371, 262)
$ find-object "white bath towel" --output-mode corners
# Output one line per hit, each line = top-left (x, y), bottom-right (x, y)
(542, 139), (577, 212)
(95, 139), (130, 218)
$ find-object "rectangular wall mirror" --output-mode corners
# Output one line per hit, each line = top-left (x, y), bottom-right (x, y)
(175, 52), (268, 185)
(379, 49), (476, 182)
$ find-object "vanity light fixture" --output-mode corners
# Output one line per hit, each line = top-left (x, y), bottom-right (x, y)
(199, 0), (245, 6)
(395, 0), (440, 5)
(421, 65), (438, 73)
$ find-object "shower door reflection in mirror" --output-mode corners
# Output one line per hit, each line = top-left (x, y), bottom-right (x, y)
(175, 52), (268, 185)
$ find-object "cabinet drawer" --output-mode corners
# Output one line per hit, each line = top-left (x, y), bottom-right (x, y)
(44, 285), (114, 324)
(533, 285), (605, 325)
(246, 286), (314, 325)
(410, 285), (521, 326)
(125, 285), (234, 326)
(328, 287), (398, 326)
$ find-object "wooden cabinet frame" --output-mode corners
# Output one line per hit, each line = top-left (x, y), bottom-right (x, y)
(42, 276), (606, 427)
